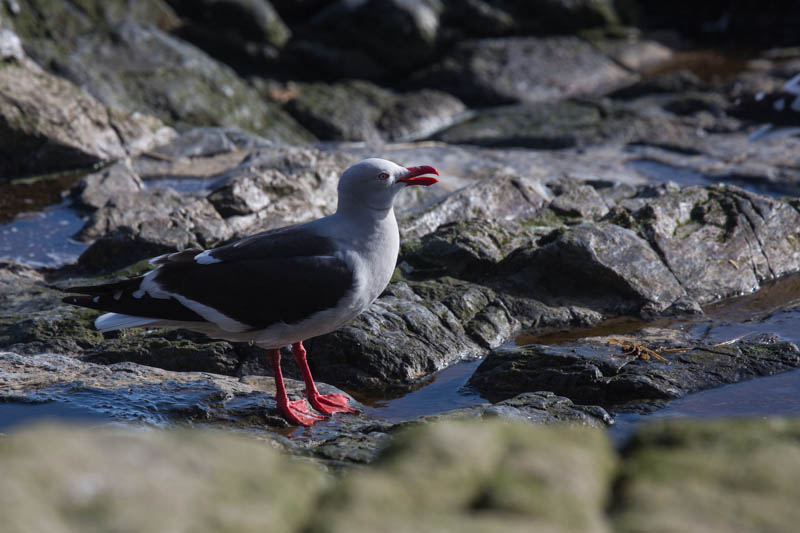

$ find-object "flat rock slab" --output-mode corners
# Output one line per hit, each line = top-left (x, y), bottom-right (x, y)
(468, 329), (800, 410)
(419, 391), (612, 428)
(0, 351), (356, 431)
(420, 36), (635, 106)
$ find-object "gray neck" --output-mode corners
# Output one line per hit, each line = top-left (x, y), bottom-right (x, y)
(336, 191), (397, 217)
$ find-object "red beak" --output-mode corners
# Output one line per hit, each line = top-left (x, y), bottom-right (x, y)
(397, 165), (439, 187)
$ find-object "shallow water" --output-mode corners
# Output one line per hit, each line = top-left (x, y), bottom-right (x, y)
(0, 199), (88, 267)
(360, 359), (486, 423)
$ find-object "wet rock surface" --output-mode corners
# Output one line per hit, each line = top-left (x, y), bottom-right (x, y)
(469, 330), (800, 410)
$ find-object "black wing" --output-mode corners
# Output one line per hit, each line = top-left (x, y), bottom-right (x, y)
(64, 225), (354, 330)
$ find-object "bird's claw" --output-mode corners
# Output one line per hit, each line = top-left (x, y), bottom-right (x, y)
(308, 392), (358, 416)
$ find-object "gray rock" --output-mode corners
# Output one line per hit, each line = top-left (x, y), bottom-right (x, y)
(503, 222), (689, 316)
(71, 160), (145, 211)
(291, 0), (443, 74)
(284, 80), (393, 142)
(549, 183), (610, 219)
(611, 418), (800, 533)
(400, 173), (553, 239)
(52, 19), (313, 142)
(0, 260), (62, 317)
(0, 51), (174, 178)
(0, 27), (23, 60)
(304, 273), (610, 393)
(210, 146), (357, 238)
(378, 89), (466, 141)
(169, 0), (291, 54)
(131, 127), (271, 181)
(308, 420), (616, 533)
(434, 101), (604, 149)
(418, 36), (634, 106)
(283, 80), (465, 142)
(0, 422), (327, 533)
(440, 0), (619, 38)
(634, 184), (800, 303)
(469, 329), (800, 408)
(423, 391), (613, 428)
(399, 218), (537, 280)
(0, 350), (357, 430)
(76, 188), (231, 272)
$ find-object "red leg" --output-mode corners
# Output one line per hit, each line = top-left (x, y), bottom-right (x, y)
(292, 341), (357, 416)
(268, 348), (322, 426)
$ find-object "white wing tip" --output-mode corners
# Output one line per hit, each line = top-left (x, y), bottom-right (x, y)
(95, 313), (158, 332)
(195, 250), (222, 264)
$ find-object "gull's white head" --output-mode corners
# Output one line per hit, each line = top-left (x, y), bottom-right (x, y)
(337, 158), (439, 211)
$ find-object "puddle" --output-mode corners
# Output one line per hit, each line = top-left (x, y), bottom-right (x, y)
(610, 368), (800, 445)
(0, 199), (88, 267)
(0, 401), (113, 432)
(359, 359), (486, 423)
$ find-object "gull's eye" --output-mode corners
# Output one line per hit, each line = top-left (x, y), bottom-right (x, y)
(378, 172), (389, 180)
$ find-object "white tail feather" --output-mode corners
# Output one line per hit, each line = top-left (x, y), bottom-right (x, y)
(95, 313), (158, 332)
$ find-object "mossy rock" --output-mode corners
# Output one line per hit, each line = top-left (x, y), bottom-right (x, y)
(612, 418), (800, 533)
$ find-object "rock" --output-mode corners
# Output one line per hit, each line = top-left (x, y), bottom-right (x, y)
(307, 420), (616, 533)
(399, 218), (536, 280)
(71, 160), (145, 210)
(434, 101), (604, 149)
(304, 271), (609, 393)
(501, 222), (689, 316)
(611, 418), (800, 533)
(0, 47), (174, 179)
(168, 0), (291, 63)
(131, 127), (271, 180)
(633, 184), (800, 303)
(378, 89), (466, 141)
(591, 37), (672, 72)
(468, 329), (800, 408)
(424, 391), (613, 428)
(280, 38), (388, 80)
(549, 182), (610, 219)
(304, 280), (487, 392)
(209, 146), (357, 238)
(283, 80), (464, 142)
(0, 350), (356, 429)
(48, 19), (313, 142)
(0, 260), (61, 317)
(76, 188), (231, 272)
(400, 173), (552, 239)
(289, 0), (443, 75)
(334, 141), (647, 194)
(284, 80), (394, 142)
(0, 423), (327, 533)
(441, 0), (619, 38)
(0, 27), (24, 60)
(417, 36), (634, 106)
